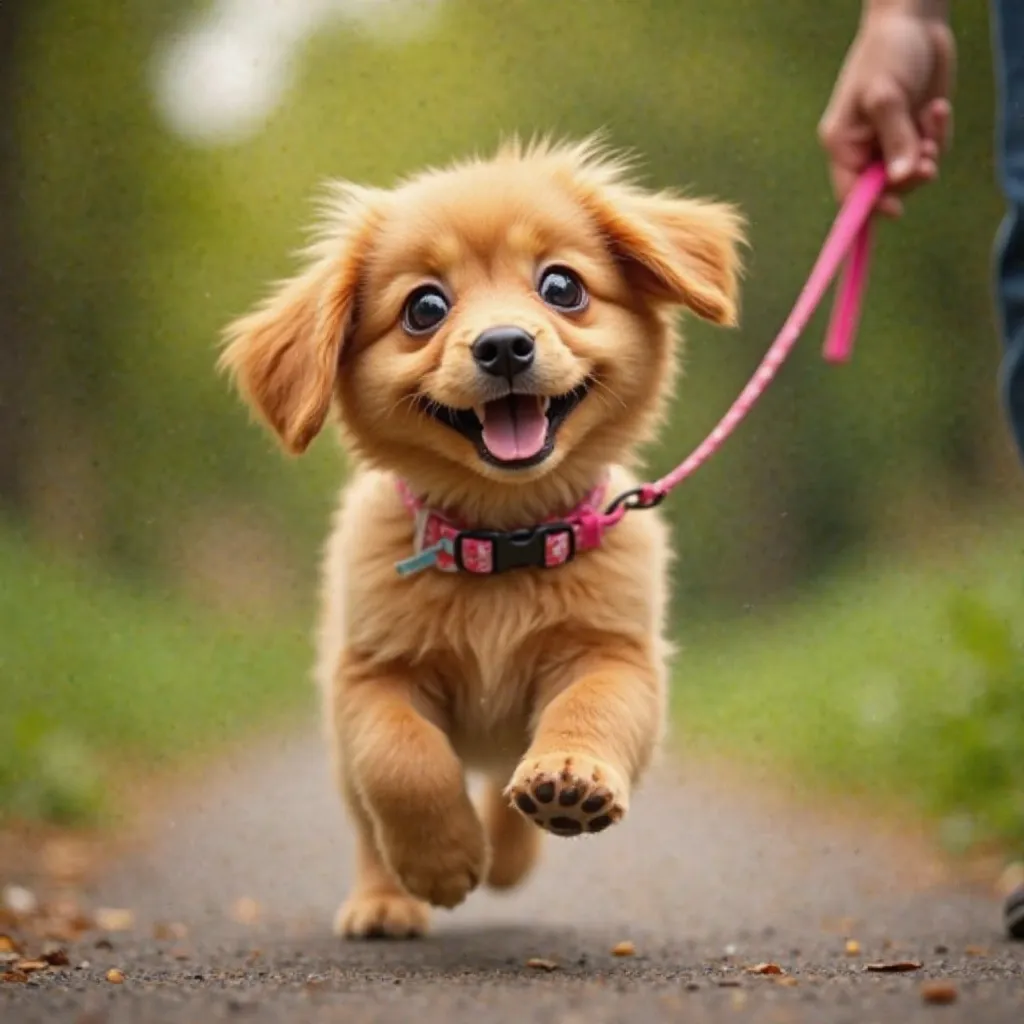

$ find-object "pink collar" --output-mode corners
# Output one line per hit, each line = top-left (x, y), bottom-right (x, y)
(394, 163), (886, 579)
(395, 478), (612, 576)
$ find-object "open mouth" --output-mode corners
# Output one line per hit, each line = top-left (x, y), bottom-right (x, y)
(420, 381), (591, 469)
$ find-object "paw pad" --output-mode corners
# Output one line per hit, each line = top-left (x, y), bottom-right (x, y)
(506, 757), (625, 837)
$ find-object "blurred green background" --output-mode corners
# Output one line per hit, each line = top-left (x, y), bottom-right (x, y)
(1, 0), (1021, 857)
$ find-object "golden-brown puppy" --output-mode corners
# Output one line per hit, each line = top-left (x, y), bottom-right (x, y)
(220, 136), (744, 939)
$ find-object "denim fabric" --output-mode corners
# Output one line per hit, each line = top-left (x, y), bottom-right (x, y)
(992, 0), (1024, 460)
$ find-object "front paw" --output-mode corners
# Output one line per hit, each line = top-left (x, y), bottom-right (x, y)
(504, 753), (628, 836)
(378, 806), (488, 909)
(334, 889), (430, 940)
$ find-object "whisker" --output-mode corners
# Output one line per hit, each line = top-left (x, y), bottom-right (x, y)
(588, 377), (628, 412)
(384, 392), (422, 420)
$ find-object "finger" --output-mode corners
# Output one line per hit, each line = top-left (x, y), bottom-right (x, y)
(929, 24), (957, 104)
(920, 98), (953, 153)
(927, 24), (956, 148)
(819, 96), (878, 202)
(877, 194), (905, 218)
(861, 81), (921, 184)
(829, 162), (861, 204)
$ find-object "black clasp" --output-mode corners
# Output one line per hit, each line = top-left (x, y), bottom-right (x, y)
(604, 487), (666, 515)
(453, 522), (576, 574)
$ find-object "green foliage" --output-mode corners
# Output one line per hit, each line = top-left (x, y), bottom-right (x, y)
(923, 593), (1024, 850)
(673, 513), (1024, 853)
(0, 712), (104, 826)
(0, 521), (314, 824)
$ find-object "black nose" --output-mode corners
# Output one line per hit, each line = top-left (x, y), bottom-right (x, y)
(471, 326), (535, 379)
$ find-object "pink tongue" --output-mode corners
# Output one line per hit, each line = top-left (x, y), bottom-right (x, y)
(481, 395), (548, 462)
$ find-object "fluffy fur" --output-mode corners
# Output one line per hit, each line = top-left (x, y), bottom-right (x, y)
(220, 136), (745, 938)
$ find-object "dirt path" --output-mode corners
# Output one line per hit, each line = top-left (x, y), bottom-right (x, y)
(3, 725), (1022, 1023)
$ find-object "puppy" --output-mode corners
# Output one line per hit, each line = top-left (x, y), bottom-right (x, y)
(220, 136), (744, 939)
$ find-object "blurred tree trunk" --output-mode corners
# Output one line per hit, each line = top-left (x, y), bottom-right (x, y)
(0, 1), (31, 513)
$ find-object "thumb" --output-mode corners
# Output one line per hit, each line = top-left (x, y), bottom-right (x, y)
(862, 83), (921, 184)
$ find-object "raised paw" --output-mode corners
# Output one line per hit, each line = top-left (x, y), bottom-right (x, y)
(504, 753), (628, 837)
(333, 889), (430, 940)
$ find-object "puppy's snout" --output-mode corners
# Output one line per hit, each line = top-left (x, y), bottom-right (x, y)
(471, 326), (535, 379)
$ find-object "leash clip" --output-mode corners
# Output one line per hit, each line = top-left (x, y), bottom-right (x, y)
(604, 486), (666, 515)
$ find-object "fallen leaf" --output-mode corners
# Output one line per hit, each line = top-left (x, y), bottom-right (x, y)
(42, 948), (70, 967)
(230, 898), (261, 925)
(15, 959), (49, 973)
(69, 912), (95, 932)
(865, 960), (923, 973)
(95, 909), (135, 932)
(920, 980), (958, 1005)
(0, 935), (20, 954)
(611, 940), (636, 957)
(844, 939), (861, 956)
(105, 968), (125, 984)
(746, 962), (785, 975)
(1, 886), (37, 917)
(526, 957), (559, 971)
(1, 970), (29, 983)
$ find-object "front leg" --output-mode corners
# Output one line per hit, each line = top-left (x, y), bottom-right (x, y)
(505, 644), (664, 837)
(334, 654), (488, 909)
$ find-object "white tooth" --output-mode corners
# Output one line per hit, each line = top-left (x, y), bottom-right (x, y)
(472, 405), (485, 424)
(541, 397), (551, 414)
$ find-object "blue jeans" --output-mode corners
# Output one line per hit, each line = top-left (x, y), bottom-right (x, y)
(993, 0), (1024, 459)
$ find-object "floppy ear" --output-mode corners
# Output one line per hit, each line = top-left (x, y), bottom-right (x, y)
(577, 178), (746, 326)
(218, 184), (381, 454)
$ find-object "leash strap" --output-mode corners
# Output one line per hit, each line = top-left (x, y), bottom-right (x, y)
(602, 162), (888, 519)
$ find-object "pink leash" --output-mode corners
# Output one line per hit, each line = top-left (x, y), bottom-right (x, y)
(599, 161), (887, 522)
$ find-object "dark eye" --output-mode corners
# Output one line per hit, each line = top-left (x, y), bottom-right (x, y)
(402, 286), (450, 335)
(538, 266), (587, 312)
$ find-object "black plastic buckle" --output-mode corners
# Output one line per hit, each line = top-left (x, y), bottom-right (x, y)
(604, 487), (666, 515)
(453, 522), (576, 574)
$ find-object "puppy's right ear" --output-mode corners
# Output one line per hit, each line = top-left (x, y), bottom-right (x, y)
(218, 184), (382, 455)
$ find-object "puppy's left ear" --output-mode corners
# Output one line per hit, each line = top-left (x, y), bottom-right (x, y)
(218, 184), (382, 454)
(583, 185), (746, 326)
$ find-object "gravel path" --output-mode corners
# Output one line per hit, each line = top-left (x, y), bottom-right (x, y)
(3, 726), (1022, 1023)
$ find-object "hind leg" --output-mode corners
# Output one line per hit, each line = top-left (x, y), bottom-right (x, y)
(480, 778), (543, 890)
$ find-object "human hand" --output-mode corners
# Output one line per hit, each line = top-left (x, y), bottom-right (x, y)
(818, 1), (955, 216)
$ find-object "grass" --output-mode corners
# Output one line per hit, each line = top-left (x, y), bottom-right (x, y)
(0, 521), (316, 826)
(672, 511), (1024, 856)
